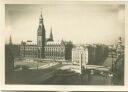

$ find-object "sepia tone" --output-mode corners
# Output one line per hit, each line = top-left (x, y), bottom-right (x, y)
(5, 3), (125, 85)
(2, 91), (127, 92)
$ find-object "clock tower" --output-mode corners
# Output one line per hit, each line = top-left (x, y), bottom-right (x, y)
(37, 13), (46, 58)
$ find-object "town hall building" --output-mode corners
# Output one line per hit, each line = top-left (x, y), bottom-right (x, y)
(18, 13), (73, 61)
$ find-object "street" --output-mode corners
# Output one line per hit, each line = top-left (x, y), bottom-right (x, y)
(41, 69), (112, 85)
(6, 57), (114, 85)
(6, 63), (63, 84)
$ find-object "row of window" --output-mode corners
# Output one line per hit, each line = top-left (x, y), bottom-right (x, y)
(20, 47), (65, 51)
(20, 51), (39, 54)
(20, 52), (65, 56)
(45, 54), (65, 57)
(45, 56), (65, 59)
(20, 47), (38, 51)
(21, 54), (38, 57)
(45, 47), (64, 51)
(46, 45), (64, 47)
(20, 54), (65, 59)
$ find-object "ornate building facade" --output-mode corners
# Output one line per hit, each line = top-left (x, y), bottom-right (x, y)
(18, 13), (73, 61)
(44, 41), (73, 60)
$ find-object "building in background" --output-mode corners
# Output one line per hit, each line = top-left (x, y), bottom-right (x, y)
(116, 37), (124, 56)
(72, 45), (89, 66)
(72, 44), (109, 67)
(111, 37), (124, 85)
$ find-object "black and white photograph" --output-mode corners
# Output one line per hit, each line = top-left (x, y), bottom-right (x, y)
(2, 90), (128, 92)
(5, 2), (125, 85)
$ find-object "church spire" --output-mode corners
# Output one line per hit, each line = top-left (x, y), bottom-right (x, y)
(40, 11), (43, 19)
(47, 28), (54, 42)
(39, 12), (43, 25)
(49, 28), (53, 41)
(9, 35), (12, 45)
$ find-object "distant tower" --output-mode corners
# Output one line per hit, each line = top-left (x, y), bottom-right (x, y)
(47, 28), (53, 42)
(9, 36), (12, 45)
(50, 28), (53, 41)
(117, 37), (122, 45)
(37, 12), (46, 58)
(116, 37), (124, 56)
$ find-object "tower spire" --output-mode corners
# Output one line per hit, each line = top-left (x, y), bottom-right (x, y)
(40, 11), (43, 18)
(37, 12), (46, 58)
(39, 11), (43, 25)
(9, 35), (12, 45)
(49, 27), (53, 41)
(47, 27), (54, 42)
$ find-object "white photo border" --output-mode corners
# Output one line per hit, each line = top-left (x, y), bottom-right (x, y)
(0, 0), (128, 91)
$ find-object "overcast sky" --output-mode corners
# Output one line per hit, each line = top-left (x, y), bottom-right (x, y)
(5, 3), (125, 45)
